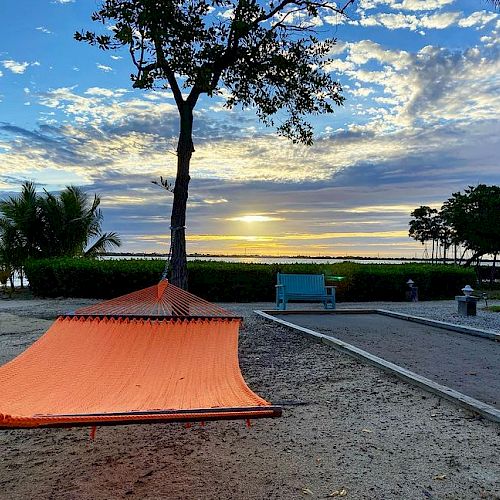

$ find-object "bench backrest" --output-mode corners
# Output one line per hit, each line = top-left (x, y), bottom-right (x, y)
(277, 273), (326, 295)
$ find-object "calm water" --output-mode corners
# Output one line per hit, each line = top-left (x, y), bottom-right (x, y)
(106, 255), (429, 265)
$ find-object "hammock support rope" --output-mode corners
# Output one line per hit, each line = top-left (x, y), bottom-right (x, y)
(0, 280), (281, 429)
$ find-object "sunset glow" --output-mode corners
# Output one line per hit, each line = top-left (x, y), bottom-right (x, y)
(0, 1), (498, 257)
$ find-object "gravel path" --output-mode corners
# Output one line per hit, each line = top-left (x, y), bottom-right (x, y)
(0, 298), (499, 499)
(271, 312), (500, 407)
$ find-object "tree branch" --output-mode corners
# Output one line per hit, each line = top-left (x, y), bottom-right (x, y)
(150, 34), (185, 110)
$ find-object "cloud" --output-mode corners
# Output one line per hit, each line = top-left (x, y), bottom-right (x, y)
(335, 5), (496, 32)
(203, 198), (228, 204)
(226, 215), (285, 223)
(458, 11), (498, 29)
(331, 39), (500, 134)
(96, 64), (113, 72)
(84, 87), (128, 98)
(2, 60), (30, 74)
(358, 11), (460, 31)
(358, 0), (455, 11)
(36, 26), (53, 34)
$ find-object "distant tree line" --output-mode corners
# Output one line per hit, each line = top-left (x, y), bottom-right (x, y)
(409, 184), (500, 282)
(0, 182), (121, 290)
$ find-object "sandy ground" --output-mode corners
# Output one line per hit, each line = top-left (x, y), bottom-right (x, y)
(0, 298), (499, 500)
(272, 313), (500, 407)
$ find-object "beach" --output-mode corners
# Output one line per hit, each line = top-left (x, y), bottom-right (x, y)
(0, 297), (499, 499)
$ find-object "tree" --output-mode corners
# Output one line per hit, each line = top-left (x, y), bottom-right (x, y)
(408, 206), (441, 263)
(0, 182), (121, 283)
(36, 186), (122, 258)
(441, 184), (500, 278)
(76, 0), (348, 289)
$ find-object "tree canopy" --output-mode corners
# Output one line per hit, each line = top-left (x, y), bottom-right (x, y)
(76, 0), (348, 288)
(440, 184), (500, 264)
(409, 184), (500, 267)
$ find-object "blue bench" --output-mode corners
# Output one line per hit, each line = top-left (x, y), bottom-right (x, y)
(275, 273), (336, 310)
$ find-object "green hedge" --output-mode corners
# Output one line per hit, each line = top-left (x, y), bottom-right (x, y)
(24, 257), (476, 302)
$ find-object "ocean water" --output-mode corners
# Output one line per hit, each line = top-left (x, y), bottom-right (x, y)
(106, 255), (429, 265)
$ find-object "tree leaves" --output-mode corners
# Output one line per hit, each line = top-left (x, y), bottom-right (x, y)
(75, 0), (346, 144)
(0, 182), (121, 270)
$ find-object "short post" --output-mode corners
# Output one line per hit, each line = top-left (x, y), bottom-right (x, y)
(406, 279), (418, 302)
(455, 285), (478, 316)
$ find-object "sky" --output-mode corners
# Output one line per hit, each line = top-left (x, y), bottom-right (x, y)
(0, 0), (499, 257)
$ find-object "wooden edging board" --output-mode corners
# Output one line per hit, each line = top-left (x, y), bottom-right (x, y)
(254, 310), (500, 424)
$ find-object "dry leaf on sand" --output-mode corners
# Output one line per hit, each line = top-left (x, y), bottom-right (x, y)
(328, 488), (347, 497)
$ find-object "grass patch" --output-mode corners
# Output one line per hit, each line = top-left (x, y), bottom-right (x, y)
(483, 305), (500, 313)
(476, 289), (500, 300)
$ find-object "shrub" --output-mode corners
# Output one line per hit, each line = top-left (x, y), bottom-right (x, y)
(24, 258), (476, 302)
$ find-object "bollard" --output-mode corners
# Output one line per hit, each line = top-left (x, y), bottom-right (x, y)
(455, 285), (478, 316)
(406, 279), (418, 302)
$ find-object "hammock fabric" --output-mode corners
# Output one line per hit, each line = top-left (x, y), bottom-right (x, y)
(0, 280), (281, 429)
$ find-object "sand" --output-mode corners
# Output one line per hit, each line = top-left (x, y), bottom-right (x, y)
(0, 298), (499, 499)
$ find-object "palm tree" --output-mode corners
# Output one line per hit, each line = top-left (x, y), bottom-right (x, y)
(0, 182), (43, 260)
(38, 186), (121, 257)
(0, 182), (121, 277)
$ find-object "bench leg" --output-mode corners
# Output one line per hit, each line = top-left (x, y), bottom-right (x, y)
(324, 290), (336, 309)
(276, 296), (287, 310)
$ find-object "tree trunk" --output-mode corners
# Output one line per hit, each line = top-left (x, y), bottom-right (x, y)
(169, 103), (194, 290)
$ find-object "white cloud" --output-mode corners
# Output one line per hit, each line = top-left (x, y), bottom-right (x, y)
(329, 39), (500, 136)
(358, 11), (460, 31)
(346, 40), (411, 69)
(110, 55), (123, 60)
(2, 59), (30, 74)
(351, 87), (375, 97)
(393, 0), (455, 11)
(96, 64), (113, 72)
(36, 26), (52, 34)
(458, 11), (498, 29)
(358, 0), (455, 11)
(203, 198), (228, 204)
(84, 87), (128, 98)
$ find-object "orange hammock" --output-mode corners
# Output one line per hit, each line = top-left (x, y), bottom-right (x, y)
(0, 281), (281, 429)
